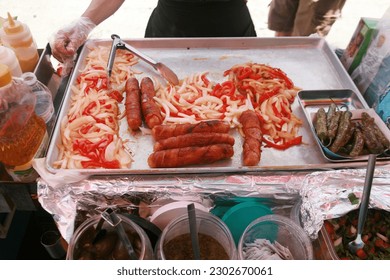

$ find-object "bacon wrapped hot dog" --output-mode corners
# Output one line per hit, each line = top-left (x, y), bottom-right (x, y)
(125, 77), (142, 131)
(152, 120), (230, 140)
(148, 144), (234, 168)
(140, 77), (163, 129)
(154, 132), (235, 151)
(239, 110), (262, 166)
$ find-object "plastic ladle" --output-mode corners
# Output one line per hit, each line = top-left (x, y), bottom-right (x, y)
(348, 154), (376, 254)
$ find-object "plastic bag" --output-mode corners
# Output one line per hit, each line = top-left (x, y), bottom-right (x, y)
(351, 7), (390, 128)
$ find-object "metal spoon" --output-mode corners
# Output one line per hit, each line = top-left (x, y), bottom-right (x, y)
(348, 154), (376, 253)
(108, 34), (179, 85)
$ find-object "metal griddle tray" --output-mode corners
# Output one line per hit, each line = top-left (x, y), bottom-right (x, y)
(298, 89), (390, 162)
(45, 37), (390, 176)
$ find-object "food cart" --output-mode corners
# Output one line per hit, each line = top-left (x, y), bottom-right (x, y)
(1, 37), (389, 260)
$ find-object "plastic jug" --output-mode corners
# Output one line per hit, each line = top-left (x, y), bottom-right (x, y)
(0, 64), (46, 168)
(22, 72), (54, 124)
(0, 13), (39, 72)
(0, 46), (22, 77)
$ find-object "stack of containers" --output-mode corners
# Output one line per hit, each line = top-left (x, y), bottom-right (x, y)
(0, 12), (39, 72)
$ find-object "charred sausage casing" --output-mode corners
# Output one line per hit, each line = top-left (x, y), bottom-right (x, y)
(151, 120), (231, 140)
(315, 107), (328, 143)
(125, 77), (142, 131)
(239, 110), (262, 166)
(329, 111), (354, 153)
(154, 132), (235, 151)
(140, 77), (163, 129)
(148, 144), (234, 168)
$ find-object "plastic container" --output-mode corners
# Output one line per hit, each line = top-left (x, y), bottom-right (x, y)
(0, 13), (39, 72)
(150, 201), (208, 230)
(0, 63), (46, 169)
(155, 211), (237, 260)
(22, 72), (54, 123)
(0, 46), (22, 77)
(67, 214), (154, 260)
(238, 214), (314, 260)
(221, 201), (273, 245)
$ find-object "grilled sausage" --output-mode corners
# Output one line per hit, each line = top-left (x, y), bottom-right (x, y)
(154, 132), (235, 151)
(239, 110), (262, 166)
(315, 107), (328, 143)
(125, 77), (142, 131)
(147, 144), (234, 168)
(140, 77), (163, 129)
(326, 103), (337, 127)
(361, 112), (390, 150)
(330, 111), (354, 153)
(327, 110), (342, 141)
(349, 126), (365, 157)
(361, 112), (384, 154)
(152, 120), (231, 140)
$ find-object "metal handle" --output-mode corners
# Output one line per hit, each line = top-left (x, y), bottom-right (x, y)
(111, 34), (157, 67)
(357, 154), (376, 236)
(102, 208), (138, 260)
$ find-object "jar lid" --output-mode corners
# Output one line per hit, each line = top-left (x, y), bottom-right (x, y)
(3, 13), (24, 34)
(0, 63), (12, 87)
(221, 201), (273, 245)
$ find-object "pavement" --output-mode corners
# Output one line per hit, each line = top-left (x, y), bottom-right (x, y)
(1, 0), (389, 50)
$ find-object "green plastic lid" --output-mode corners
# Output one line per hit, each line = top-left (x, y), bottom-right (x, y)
(222, 201), (273, 245)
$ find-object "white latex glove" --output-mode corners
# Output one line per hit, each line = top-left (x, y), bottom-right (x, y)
(50, 17), (96, 75)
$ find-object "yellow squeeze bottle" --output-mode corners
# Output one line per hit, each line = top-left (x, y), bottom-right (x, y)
(0, 13), (39, 72)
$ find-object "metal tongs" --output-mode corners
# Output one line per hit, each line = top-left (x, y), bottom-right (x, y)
(107, 34), (179, 85)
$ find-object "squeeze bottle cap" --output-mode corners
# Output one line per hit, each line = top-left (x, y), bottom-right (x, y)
(0, 63), (12, 87)
(3, 12), (24, 35)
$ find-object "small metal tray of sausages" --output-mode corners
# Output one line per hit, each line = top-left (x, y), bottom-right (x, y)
(45, 37), (390, 176)
(298, 89), (390, 162)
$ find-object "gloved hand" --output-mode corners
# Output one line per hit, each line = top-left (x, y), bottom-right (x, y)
(50, 17), (96, 75)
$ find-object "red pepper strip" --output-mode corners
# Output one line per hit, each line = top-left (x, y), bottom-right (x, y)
(108, 90), (124, 102)
(238, 83), (256, 95)
(263, 136), (302, 150)
(267, 68), (294, 89)
(201, 74), (210, 87)
(258, 87), (281, 104)
(82, 102), (97, 115)
(271, 103), (283, 119)
(211, 81), (235, 98)
(91, 65), (105, 71)
(280, 101), (292, 118)
(80, 124), (93, 134)
(237, 67), (253, 80)
(81, 159), (120, 169)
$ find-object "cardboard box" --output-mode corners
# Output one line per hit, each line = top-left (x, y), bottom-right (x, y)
(340, 18), (378, 74)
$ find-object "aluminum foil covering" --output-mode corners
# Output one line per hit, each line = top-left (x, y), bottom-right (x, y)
(37, 165), (390, 243)
(300, 166), (390, 239)
(37, 172), (306, 242)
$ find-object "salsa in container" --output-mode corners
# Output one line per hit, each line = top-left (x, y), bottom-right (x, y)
(323, 209), (390, 260)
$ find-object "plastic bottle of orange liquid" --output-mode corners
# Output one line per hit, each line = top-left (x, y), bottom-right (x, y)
(0, 13), (39, 72)
(0, 64), (46, 182)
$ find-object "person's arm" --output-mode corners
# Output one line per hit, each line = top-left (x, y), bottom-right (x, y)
(82, 0), (125, 25)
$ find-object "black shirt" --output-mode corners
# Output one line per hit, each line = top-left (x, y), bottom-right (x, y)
(145, 0), (257, 37)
